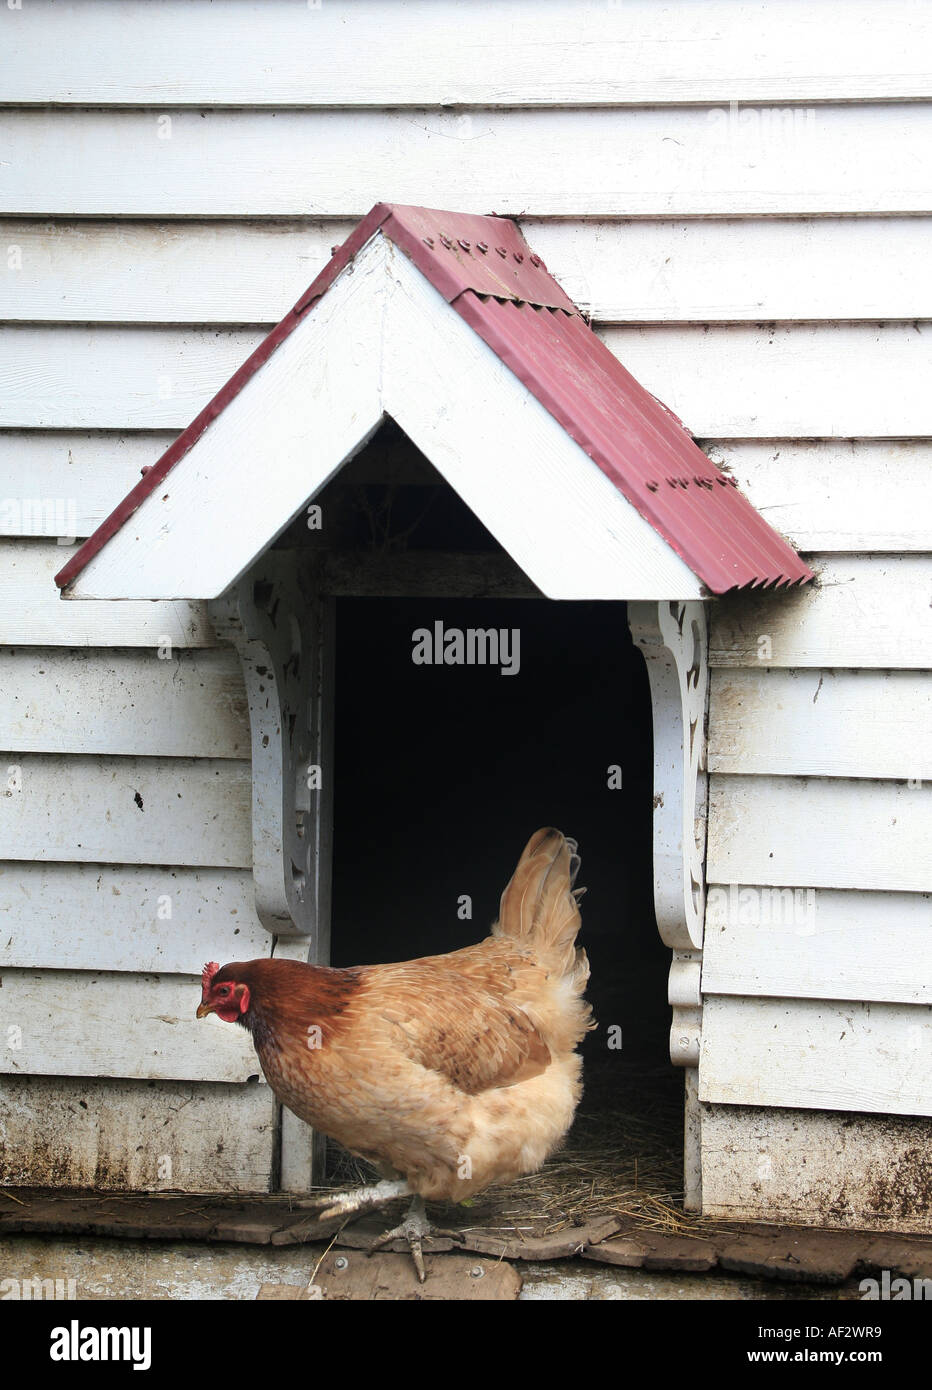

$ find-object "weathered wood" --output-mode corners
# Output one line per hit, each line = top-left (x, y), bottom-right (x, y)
(0, 754), (251, 867)
(6, 321), (930, 439)
(700, 996), (932, 1116)
(708, 669), (932, 778)
(0, 1075), (274, 1192)
(6, 217), (932, 325)
(4, 106), (931, 218)
(0, 541), (216, 647)
(707, 775), (932, 892)
(259, 1249), (522, 1300)
(708, 441), (932, 553)
(0, 969), (261, 1082)
(6, 0), (929, 106)
(709, 556), (932, 669)
(702, 886), (932, 1005)
(701, 1104), (932, 1234)
(0, 862), (267, 973)
(319, 551), (539, 599)
(0, 431), (174, 537)
(0, 647), (248, 757)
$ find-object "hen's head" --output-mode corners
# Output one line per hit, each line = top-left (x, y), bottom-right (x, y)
(196, 961), (251, 1023)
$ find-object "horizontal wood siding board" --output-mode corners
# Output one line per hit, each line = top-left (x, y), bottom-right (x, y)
(701, 1105), (932, 1233)
(702, 886), (932, 1004)
(5, 0), (929, 105)
(0, 1074), (275, 1192)
(0, 648), (249, 757)
(2, 434), (929, 553)
(0, 863), (268, 973)
(700, 996), (932, 1116)
(0, 541), (216, 646)
(0, 754), (252, 867)
(707, 776), (932, 892)
(708, 669), (932, 778)
(3, 323), (931, 438)
(708, 441), (932, 552)
(5, 218), (932, 324)
(3, 107), (932, 217)
(709, 556), (932, 668)
(0, 970), (262, 1082)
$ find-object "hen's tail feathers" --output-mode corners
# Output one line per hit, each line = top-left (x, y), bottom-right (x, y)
(495, 828), (590, 987)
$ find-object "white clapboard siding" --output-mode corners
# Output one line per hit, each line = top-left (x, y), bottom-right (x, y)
(0, 541), (215, 646)
(708, 670), (932, 778)
(701, 1105), (932, 1233)
(0, 1075), (275, 1192)
(709, 556), (932, 669)
(6, 218), (932, 325)
(700, 996), (932, 1117)
(0, 862), (268, 973)
(703, 886), (932, 1004)
(707, 776), (932, 893)
(0, 431), (173, 536)
(4, 323), (931, 439)
(709, 441), (932, 553)
(2, 106), (931, 218)
(5, 0), (929, 106)
(0, 648), (249, 758)
(2, 432), (928, 554)
(0, 755), (251, 867)
(604, 323), (932, 439)
(0, 970), (260, 1082)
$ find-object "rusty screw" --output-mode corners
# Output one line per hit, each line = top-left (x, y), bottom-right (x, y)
(334, 1256), (349, 1271)
(422, 236), (435, 249)
(529, 254), (541, 267)
(495, 246), (507, 258)
(458, 238), (471, 251)
(470, 1265), (485, 1279)
(476, 240), (488, 254)
(439, 234), (452, 249)
(513, 252), (524, 263)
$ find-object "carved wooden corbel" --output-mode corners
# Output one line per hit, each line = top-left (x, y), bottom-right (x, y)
(628, 599), (709, 1209)
(208, 552), (332, 951)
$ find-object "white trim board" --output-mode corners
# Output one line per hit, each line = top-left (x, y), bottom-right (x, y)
(65, 234), (703, 603)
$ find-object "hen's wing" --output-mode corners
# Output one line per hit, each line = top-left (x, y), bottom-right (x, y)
(362, 944), (552, 1096)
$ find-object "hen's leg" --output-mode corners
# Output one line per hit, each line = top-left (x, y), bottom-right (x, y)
(367, 1194), (464, 1283)
(295, 1177), (410, 1222)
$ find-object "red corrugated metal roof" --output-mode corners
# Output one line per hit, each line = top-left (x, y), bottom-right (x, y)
(56, 202), (812, 595)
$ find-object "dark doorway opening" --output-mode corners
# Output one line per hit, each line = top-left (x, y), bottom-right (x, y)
(328, 593), (684, 1222)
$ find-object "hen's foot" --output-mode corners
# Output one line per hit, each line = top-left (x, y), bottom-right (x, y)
(294, 1177), (410, 1223)
(367, 1194), (464, 1283)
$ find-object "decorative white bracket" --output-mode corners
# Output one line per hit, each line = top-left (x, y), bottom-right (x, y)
(208, 552), (331, 946)
(627, 600), (709, 1070)
(629, 600), (709, 1211)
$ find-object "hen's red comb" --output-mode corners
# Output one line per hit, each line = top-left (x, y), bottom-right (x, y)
(201, 961), (220, 993)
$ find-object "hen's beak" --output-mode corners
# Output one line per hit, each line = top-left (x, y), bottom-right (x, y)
(196, 1001), (213, 1019)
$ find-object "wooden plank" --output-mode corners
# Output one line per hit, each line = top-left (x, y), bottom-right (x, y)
(0, 647), (249, 757)
(5, 217), (932, 325)
(320, 551), (539, 599)
(701, 1105), (932, 1234)
(707, 775), (932, 893)
(708, 441), (932, 552)
(708, 669), (932, 777)
(0, 969), (261, 1082)
(602, 322), (932, 439)
(2, 433), (929, 554)
(709, 556), (932, 669)
(0, 541), (216, 646)
(700, 996), (932, 1117)
(4, 0), (929, 105)
(0, 431), (173, 537)
(0, 754), (252, 867)
(0, 1075), (274, 1192)
(3, 106), (931, 218)
(703, 886), (932, 1004)
(5, 322), (930, 438)
(0, 863), (268, 973)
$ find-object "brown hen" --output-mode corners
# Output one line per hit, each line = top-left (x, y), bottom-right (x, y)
(197, 827), (593, 1276)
